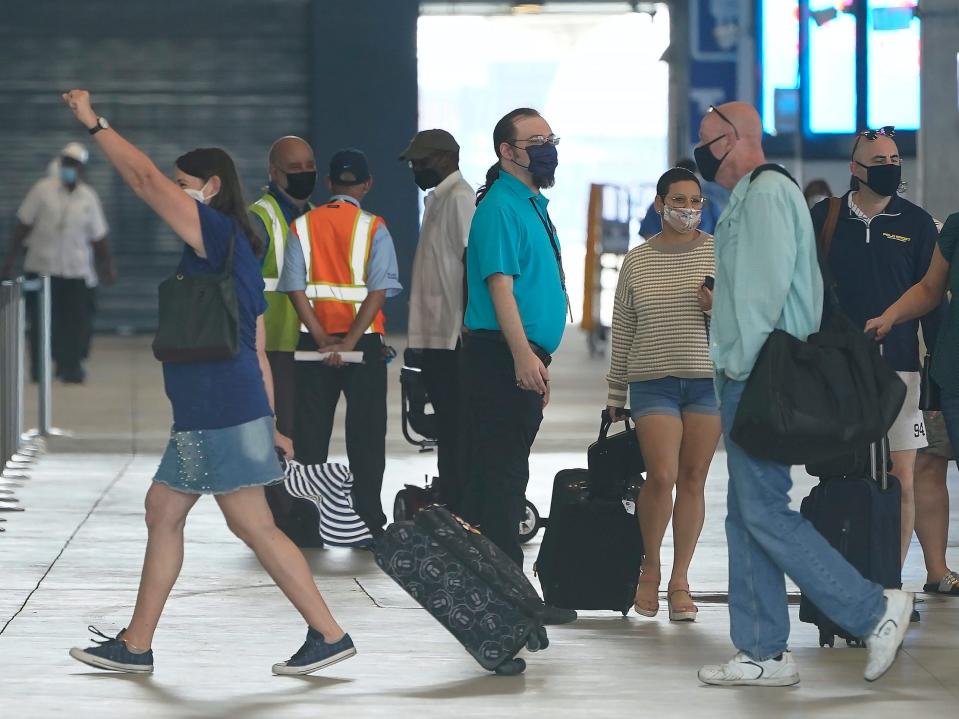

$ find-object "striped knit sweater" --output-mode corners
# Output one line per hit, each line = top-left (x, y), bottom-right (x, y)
(606, 233), (716, 407)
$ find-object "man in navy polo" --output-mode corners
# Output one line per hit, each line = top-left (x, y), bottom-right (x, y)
(461, 107), (568, 574)
(811, 127), (945, 587)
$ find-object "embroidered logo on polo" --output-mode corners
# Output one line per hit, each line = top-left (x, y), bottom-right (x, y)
(882, 232), (911, 243)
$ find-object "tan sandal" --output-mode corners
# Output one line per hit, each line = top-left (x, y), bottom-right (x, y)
(634, 568), (661, 617)
(667, 581), (698, 622)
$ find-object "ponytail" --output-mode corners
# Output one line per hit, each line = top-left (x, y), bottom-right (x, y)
(476, 162), (502, 205)
(475, 107), (542, 206)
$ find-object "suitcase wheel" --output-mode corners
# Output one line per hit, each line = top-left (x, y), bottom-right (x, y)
(393, 489), (412, 523)
(819, 629), (835, 648)
(494, 658), (526, 676)
(525, 625), (550, 653)
(518, 500), (541, 544)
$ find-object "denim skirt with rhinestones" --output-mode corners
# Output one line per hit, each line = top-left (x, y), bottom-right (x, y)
(154, 415), (284, 495)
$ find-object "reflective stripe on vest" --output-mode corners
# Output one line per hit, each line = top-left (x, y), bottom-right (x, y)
(252, 196), (286, 291)
(293, 204), (383, 335)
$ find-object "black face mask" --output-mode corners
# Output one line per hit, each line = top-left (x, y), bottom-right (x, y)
(282, 170), (317, 200)
(526, 143), (558, 186)
(854, 161), (901, 198)
(694, 136), (729, 183)
(413, 167), (442, 191)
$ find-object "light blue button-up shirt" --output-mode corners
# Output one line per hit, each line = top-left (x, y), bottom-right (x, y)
(710, 169), (824, 394)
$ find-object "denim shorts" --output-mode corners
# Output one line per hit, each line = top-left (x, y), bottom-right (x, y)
(629, 376), (718, 419)
(154, 415), (284, 495)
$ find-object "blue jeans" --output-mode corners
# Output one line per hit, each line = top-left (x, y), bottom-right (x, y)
(720, 379), (886, 660)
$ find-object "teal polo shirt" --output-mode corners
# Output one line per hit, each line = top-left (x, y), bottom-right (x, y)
(465, 169), (567, 354)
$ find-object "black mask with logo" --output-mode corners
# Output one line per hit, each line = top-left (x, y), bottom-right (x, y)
(282, 171), (317, 200)
(854, 162), (901, 198)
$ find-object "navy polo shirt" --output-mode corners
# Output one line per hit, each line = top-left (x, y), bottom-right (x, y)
(811, 192), (944, 372)
(465, 170), (567, 354)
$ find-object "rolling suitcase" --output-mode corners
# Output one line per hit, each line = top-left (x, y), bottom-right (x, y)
(374, 506), (549, 675)
(534, 468), (644, 614)
(799, 436), (902, 647)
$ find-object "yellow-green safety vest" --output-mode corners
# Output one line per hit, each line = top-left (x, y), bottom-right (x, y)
(249, 193), (304, 352)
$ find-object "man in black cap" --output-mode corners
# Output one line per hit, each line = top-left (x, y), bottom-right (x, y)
(277, 148), (402, 537)
(400, 129), (475, 511)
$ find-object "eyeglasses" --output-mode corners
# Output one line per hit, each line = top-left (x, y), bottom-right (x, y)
(511, 135), (561, 147)
(852, 126), (896, 157)
(708, 105), (740, 140)
(665, 195), (707, 209)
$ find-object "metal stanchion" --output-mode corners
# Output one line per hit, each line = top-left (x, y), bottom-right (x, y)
(23, 275), (69, 440)
(1, 278), (30, 523)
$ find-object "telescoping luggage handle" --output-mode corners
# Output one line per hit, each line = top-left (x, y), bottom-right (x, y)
(870, 336), (889, 492)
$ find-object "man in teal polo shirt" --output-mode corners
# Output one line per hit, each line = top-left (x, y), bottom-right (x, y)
(461, 107), (568, 571)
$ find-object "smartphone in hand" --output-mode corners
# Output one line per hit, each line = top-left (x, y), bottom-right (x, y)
(703, 275), (714, 290)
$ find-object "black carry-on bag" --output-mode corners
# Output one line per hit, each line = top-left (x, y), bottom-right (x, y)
(799, 433), (902, 647)
(535, 414), (645, 614)
(374, 506), (549, 675)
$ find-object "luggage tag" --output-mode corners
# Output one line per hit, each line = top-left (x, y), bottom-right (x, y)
(622, 499), (636, 516)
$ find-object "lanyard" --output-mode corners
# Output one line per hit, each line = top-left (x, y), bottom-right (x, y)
(528, 197), (574, 322)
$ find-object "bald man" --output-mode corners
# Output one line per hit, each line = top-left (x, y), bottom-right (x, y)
(811, 130), (944, 579)
(249, 136), (320, 546)
(694, 103), (913, 687)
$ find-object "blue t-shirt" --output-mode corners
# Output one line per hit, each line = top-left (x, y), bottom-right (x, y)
(465, 170), (567, 354)
(162, 202), (272, 431)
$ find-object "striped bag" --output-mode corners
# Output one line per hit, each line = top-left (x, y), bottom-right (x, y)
(281, 460), (373, 547)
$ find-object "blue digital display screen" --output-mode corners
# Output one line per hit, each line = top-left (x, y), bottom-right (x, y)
(760, 0), (800, 135)
(807, 1), (858, 134)
(867, 0), (920, 130)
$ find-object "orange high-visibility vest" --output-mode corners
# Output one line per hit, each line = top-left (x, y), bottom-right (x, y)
(290, 200), (386, 335)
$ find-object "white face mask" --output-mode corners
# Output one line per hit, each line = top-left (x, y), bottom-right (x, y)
(183, 179), (217, 205)
(662, 206), (702, 234)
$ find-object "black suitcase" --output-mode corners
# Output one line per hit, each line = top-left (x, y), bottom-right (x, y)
(535, 468), (644, 614)
(374, 506), (548, 675)
(799, 436), (902, 647)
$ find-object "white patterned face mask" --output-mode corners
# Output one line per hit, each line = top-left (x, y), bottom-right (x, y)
(662, 206), (702, 234)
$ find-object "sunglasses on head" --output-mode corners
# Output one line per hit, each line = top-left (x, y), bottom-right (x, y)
(708, 105), (741, 140)
(852, 126), (896, 156)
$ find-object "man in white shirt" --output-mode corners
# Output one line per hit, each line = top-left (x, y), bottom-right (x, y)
(400, 129), (475, 511)
(1, 143), (115, 383)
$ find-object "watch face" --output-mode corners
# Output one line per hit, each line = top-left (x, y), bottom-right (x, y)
(99, 117), (109, 129)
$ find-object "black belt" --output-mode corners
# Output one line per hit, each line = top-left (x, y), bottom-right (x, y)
(465, 329), (552, 368)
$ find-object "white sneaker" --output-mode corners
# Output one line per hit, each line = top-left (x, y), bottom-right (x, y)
(864, 589), (913, 682)
(698, 651), (799, 687)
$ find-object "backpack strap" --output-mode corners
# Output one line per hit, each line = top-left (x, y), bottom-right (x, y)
(749, 163), (799, 187)
(818, 197), (842, 259)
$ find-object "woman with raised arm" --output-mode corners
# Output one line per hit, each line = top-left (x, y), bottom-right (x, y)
(62, 90), (355, 676)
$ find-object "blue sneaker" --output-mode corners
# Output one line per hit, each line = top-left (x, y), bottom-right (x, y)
(69, 626), (154, 674)
(272, 627), (356, 675)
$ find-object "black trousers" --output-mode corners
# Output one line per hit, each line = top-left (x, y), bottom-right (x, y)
(419, 346), (462, 512)
(294, 333), (388, 535)
(26, 274), (92, 380)
(460, 335), (545, 567)
(267, 351), (297, 438)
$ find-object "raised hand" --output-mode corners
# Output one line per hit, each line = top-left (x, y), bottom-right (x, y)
(61, 89), (97, 128)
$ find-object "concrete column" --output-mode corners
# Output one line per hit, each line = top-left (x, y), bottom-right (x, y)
(918, 0), (959, 220)
(667, 0), (690, 162)
(309, 0), (419, 332)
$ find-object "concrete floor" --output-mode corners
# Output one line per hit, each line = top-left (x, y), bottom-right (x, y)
(1, 334), (958, 718)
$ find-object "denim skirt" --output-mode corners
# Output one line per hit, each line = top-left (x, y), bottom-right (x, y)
(154, 415), (284, 495)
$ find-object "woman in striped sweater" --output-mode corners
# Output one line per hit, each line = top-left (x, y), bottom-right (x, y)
(606, 167), (721, 622)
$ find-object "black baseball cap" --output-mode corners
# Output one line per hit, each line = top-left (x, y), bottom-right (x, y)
(329, 148), (370, 186)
